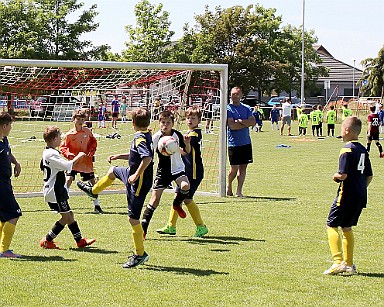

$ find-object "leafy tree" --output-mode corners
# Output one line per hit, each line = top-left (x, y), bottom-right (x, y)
(122, 0), (174, 62)
(360, 46), (384, 97)
(0, 0), (109, 60)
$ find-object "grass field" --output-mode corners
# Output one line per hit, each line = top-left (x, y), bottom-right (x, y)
(2, 120), (384, 306)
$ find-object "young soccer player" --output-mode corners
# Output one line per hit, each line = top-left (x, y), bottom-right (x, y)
(141, 110), (191, 238)
(77, 107), (153, 268)
(341, 103), (352, 121)
(298, 111), (308, 136)
(377, 104), (384, 134)
(111, 95), (120, 129)
(98, 102), (106, 128)
(156, 106), (208, 237)
(59, 109), (103, 213)
(316, 105), (324, 136)
(252, 105), (263, 132)
(310, 105), (320, 136)
(326, 105), (337, 137)
(366, 105), (384, 158)
(40, 126), (96, 249)
(269, 104), (280, 131)
(323, 116), (373, 275)
(0, 113), (22, 258)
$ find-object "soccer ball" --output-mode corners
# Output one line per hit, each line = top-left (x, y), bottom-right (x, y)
(157, 136), (179, 156)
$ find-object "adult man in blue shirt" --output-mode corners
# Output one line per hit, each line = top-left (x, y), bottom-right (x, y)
(226, 87), (255, 198)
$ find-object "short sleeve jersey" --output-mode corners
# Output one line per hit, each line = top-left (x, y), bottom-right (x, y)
(310, 111), (319, 125)
(270, 108), (280, 121)
(41, 148), (74, 203)
(327, 110), (336, 124)
(111, 100), (120, 113)
(367, 113), (380, 134)
(342, 108), (352, 120)
(227, 103), (253, 147)
(298, 113), (308, 128)
(153, 129), (186, 176)
(336, 141), (373, 208)
(0, 136), (12, 182)
(182, 128), (204, 180)
(129, 130), (153, 183)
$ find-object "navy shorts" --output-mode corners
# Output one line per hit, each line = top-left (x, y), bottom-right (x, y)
(67, 170), (95, 181)
(153, 171), (187, 190)
(326, 202), (364, 228)
(112, 112), (119, 118)
(368, 132), (380, 141)
(228, 143), (253, 166)
(0, 183), (22, 222)
(48, 200), (71, 213)
(113, 166), (152, 220)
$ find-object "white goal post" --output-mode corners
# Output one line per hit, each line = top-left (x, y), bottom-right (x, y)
(0, 59), (228, 197)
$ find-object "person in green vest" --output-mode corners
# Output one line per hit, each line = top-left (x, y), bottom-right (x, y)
(316, 105), (324, 136)
(342, 103), (352, 121)
(298, 111), (309, 136)
(327, 105), (337, 137)
(310, 105), (320, 136)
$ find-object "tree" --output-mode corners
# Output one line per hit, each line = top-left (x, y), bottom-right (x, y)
(0, 0), (110, 60)
(360, 46), (384, 97)
(122, 0), (174, 62)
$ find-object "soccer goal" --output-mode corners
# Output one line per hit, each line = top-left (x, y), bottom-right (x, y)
(0, 59), (228, 197)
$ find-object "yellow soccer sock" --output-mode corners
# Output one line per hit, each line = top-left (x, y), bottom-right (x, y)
(132, 224), (145, 256)
(327, 227), (343, 264)
(169, 208), (179, 227)
(0, 222), (16, 252)
(186, 200), (204, 227)
(342, 230), (355, 266)
(92, 176), (114, 194)
(0, 221), (4, 236)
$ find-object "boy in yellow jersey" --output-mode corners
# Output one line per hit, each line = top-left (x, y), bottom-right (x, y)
(298, 111), (309, 136)
(0, 113), (22, 258)
(310, 105), (320, 136)
(77, 108), (153, 268)
(342, 103), (352, 121)
(156, 106), (208, 237)
(326, 105), (337, 137)
(316, 105), (324, 136)
(323, 117), (373, 275)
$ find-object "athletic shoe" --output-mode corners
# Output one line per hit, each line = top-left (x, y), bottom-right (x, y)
(122, 252), (149, 268)
(77, 238), (96, 248)
(380, 152), (384, 158)
(193, 225), (208, 237)
(323, 261), (346, 275)
(40, 238), (58, 249)
(77, 181), (98, 200)
(345, 264), (357, 275)
(156, 225), (176, 235)
(173, 205), (187, 218)
(94, 205), (104, 214)
(0, 250), (22, 258)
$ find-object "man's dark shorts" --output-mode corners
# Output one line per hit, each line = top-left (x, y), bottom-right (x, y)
(228, 143), (253, 166)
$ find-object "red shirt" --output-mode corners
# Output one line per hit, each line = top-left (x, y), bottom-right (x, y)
(368, 113), (380, 134)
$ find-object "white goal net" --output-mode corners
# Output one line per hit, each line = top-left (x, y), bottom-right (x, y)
(0, 59), (228, 197)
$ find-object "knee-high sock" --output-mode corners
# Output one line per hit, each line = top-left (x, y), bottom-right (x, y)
(46, 221), (65, 242)
(168, 208), (179, 227)
(173, 190), (189, 207)
(132, 224), (145, 256)
(342, 230), (355, 266)
(376, 142), (383, 154)
(327, 227), (343, 264)
(0, 222), (16, 252)
(93, 176), (114, 194)
(0, 222), (4, 237)
(186, 200), (204, 226)
(141, 205), (156, 233)
(68, 221), (82, 242)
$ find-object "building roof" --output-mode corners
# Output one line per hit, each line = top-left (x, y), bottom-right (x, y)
(314, 45), (362, 83)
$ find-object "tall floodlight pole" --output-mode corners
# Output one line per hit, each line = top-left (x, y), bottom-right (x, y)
(300, 0), (305, 104)
(353, 59), (356, 99)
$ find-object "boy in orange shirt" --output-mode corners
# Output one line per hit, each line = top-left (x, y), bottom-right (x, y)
(60, 109), (102, 213)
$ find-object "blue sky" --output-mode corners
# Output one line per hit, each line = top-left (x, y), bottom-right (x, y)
(81, 0), (383, 69)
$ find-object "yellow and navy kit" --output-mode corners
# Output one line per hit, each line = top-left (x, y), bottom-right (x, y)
(182, 128), (204, 180)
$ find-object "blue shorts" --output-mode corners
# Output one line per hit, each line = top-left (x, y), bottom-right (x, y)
(113, 166), (152, 220)
(0, 182), (22, 222)
(326, 202), (364, 228)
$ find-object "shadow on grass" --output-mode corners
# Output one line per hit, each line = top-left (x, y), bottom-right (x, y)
(356, 272), (384, 278)
(18, 255), (76, 262)
(150, 235), (265, 245)
(68, 247), (119, 254)
(227, 196), (296, 202)
(143, 264), (229, 276)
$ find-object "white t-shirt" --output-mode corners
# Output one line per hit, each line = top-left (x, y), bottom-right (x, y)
(41, 147), (74, 203)
(281, 102), (292, 117)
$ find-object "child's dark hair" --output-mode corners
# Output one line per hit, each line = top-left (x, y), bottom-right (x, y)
(159, 110), (174, 123)
(317, 105), (323, 110)
(72, 109), (87, 120)
(132, 107), (151, 128)
(0, 112), (13, 126)
(43, 126), (61, 142)
(312, 105), (317, 110)
(185, 106), (202, 119)
(370, 105), (376, 113)
(330, 105), (334, 110)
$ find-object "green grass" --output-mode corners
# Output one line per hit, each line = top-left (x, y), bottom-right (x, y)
(2, 120), (384, 306)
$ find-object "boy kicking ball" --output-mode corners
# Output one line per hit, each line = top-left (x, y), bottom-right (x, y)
(323, 117), (373, 275)
(40, 126), (96, 249)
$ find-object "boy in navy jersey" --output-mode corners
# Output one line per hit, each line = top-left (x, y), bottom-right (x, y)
(141, 110), (191, 238)
(40, 126), (96, 249)
(156, 106), (208, 237)
(324, 117), (373, 275)
(77, 108), (153, 268)
(0, 113), (22, 258)
(366, 105), (384, 157)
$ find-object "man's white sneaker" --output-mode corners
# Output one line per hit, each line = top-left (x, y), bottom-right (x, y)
(323, 261), (347, 275)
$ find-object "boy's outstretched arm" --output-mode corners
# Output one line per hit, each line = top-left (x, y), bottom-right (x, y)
(128, 156), (152, 184)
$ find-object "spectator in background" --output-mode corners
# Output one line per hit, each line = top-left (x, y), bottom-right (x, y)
(111, 95), (120, 129)
(280, 98), (293, 136)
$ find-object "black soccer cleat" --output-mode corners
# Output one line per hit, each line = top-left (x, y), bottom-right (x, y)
(77, 181), (98, 200)
(122, 252), (149, 268)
